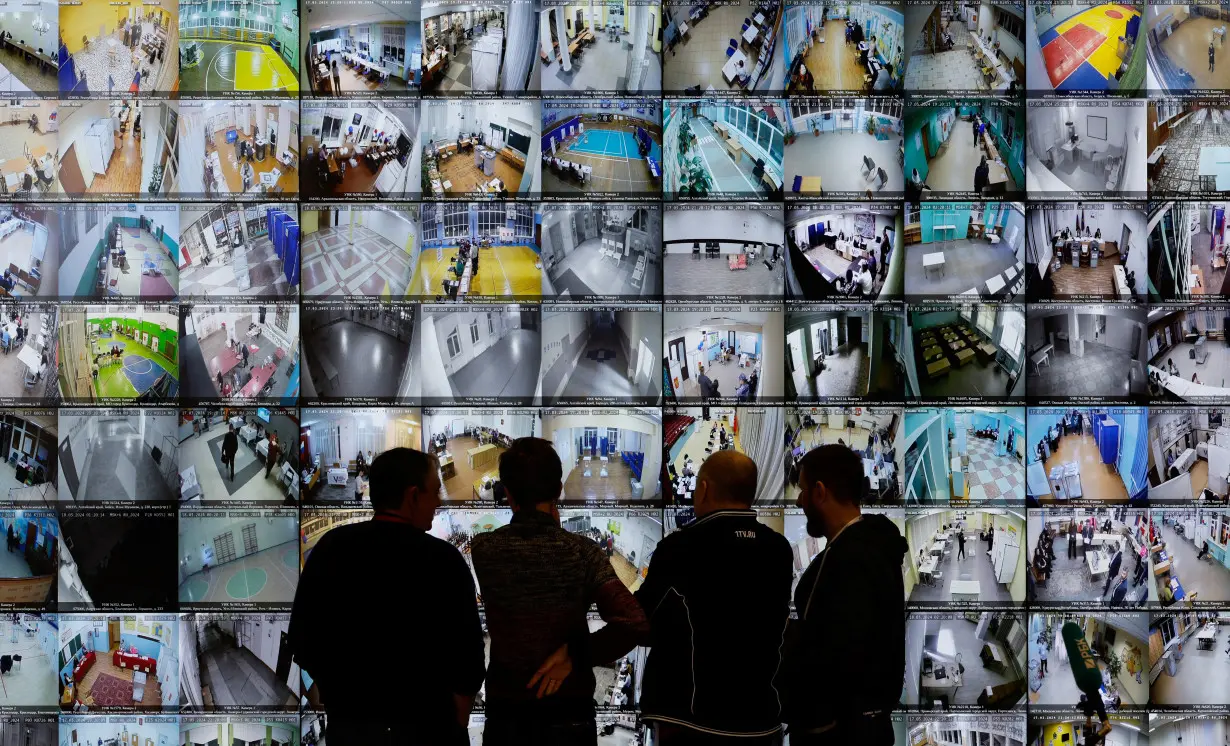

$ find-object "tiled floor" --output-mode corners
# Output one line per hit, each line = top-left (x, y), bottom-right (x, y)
(302, 225), (413, 297)
(302, 315), (412, 398)
(786, 129), (905, 194)
(546, 317), (642, 401)
(426, 26), (506, 92)
(1030, 340), (1139, 397)
(664, 253), (783, 296)
(808, 343), (869, 398)
(196, 622), (297, 707)
(1155, 113), (1230, 194)
(71, 22), (174, 95)
(677, 116), (774, 197)
(1040, 432), (1130, 503)
(539, 31), (653, 92)
(965, 434), (1025, 503)
(664, 2), (765, 92)
(180, 234), (291, 298)
(1031, 530), (1138, 603)
(179, 418), (288, 503)
(905, 21), (987, 91)
(905, 239), (1020, 297)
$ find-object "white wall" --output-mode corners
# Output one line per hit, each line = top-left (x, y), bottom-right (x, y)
(179, 516), (298, 574)
(141, 410), (178, 457)
(432, 310), (517, 376)
(1151, 719), (1227, 746)
(977, 4), (1023, 65)
(540, 310), (590, 377)
(664, 207), (783, 253)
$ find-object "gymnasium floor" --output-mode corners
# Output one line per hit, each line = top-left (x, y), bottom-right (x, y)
(179, 40), (300, 94)
(178, 541), (299, 604)
(94, 338), (178, 399)
(413, 244), (543, 298)
(543, 126), (662, 196)
(1039, 3), (1141, 90)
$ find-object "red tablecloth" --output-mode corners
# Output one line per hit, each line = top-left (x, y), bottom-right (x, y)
(208, 347), (241, 377)
(72, 651), (95, 683)
(113, 650), (156, 674)
(240, 363), (276, 397)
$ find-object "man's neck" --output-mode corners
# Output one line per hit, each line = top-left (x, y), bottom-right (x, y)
(825, 507), (863, 541)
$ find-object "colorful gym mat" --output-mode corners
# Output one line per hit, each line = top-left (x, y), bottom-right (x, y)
(1039, 4), (1141, 90)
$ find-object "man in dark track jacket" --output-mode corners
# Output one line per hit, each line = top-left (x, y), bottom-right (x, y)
(288, 448), (484, 745)
(634, 450), (792, 744)
(472, 437), (650, 746)
(783, 444), (907, 746)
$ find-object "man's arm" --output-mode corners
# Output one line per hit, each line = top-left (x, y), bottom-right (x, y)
(287, 535), (330, 699)
(588, 544), (650, 665)
(633, 535), (674, 631)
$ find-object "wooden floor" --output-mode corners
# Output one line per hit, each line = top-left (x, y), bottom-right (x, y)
(85, 126), (143, 195)
(440, 434), (507, 502)
(1048, 244), (1121, 296)
(438, 148), (525, 194)
(563, 456), (637, 501)
(1162, 17), (1230, 90)
(1041, 432), (1129, 503)
(799, 20), (871, 91)
(207, 128), (298, 195)
(75, 647), (164, 708)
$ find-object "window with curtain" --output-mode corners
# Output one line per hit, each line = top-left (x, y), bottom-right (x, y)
(976, 306), (997, 336)
(999, 309), (1024, 360)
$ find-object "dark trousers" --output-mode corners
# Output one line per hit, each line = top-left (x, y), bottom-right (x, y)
(224, 453), (235, 480)
(957, 541), (965, 559)
(655, 723), (782, 745)
(265, 456), (276, 477)
(1039, 658), (1048, 675)
(483, 715), (596, 746)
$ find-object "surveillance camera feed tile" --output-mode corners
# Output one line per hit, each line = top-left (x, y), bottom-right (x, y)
(59, 0), (177, 96)
(178, 304), (299, 403)
(1024, 99), (1148, 199)
(1151, 611), (1230, 705)
(300, 204), (418, 298)
(539, 203), (662, 299)
(1149, 3), (1230, 93)
(0, 615), (55, 706)
(62, 717), (180, 742)
(58, 500), (177, 608)
(905, 611), (1028, 708)
(416, 202), (541, 300)
(57, 205), (180, 301)
(785, 202), (901, 300)
(1026, 1), (1145, 95)
(663, 98), (785, 199)
(785, 406), (902, 503)
(664, 304), (783, 403)
(0, 101), (58, 198)
(0, 0), (56, 94)
(904, 305), (1026, 399)
(0, 715), (55, 744)
(300, 303), (418, 401)
(1148, 714), (1227, 744)
(1026, 407), (1150, 505)
(0, 302), (57, 402)
(540, 304), (662, 404)
(1148, 407), (1230, 506)
(1146, 305), (1230, 402)
(0, 206), (55, 299)
(1026, 507), (1150, 605)
(420, 304), (540, 404)
(901, 2), (1022, 94)
(904, 202), (1026, 301)
(56, 306), (179, 402)
(178, 203), (301, 299)
(901, 407), (1025, 506)
(664, 204), (782, 299)
(1148, 201), (1230, 300)
(783, 1), (904, 94)
(56, 408), (178, 503)
(301, 100), (421, 199)
(557, 511), (660, 590)
(180, 715), (299, 743)
(178, 507), (299, 607)
(300, 407), (420, 503)
(1027, 611), (1148, 707)
(421, 0), (538, 93)
(1026, 202), (1147, 303)
(1152, 507), (1230, 607)
(178, 614), (299, 710)
(785, 305), (905, 400)
(55, 100), (179, 200)
(58, 615), (181, 710)
(0, 509), (57, 607)
(1029, 712), (1146, 746)
(661, 0), (784, 93)
(1025, 305), (1149, 399)
(664, 405), (784, 504)
(905, 508), (1027, 607)
(302, 0), (419, 95)
(540, 99), (663, 198)
(784, 97), (904, 199)
(179, 407), (301, 503)
(422, 99), (538, 199)
(177, 100), (302, 199)
(0, 410), (56, 505)
(533, 0), (664, 93)
(177, 0), (299, 96)
(421, 407), (530, 503)
(1148, 101), (1230, 197)
(905, 100), (1025, 201)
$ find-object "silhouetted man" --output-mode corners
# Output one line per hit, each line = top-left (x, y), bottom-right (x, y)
(783, 444), (907, 745)
(289, 448), (483, 745)
(221, 424), (238, 482)
(634, 451), (792, 744)
(472, 438), (649, 746)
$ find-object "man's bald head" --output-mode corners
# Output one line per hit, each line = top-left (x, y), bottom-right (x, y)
(695, 450), (759, 513)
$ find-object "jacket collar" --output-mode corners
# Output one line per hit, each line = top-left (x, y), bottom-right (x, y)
(510, 508), (558, 526)
(690, 509), (757, 528)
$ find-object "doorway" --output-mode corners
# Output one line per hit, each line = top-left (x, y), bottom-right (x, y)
(847, 315), (863, 349)
(787, 328), (811, 397)
(668, 336), (689, 381)
(109, 619), (121, 651)
(275, 630), (292, 683)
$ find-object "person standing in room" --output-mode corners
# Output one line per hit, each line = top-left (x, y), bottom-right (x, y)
(222, 424), (239, 482)
(956, 527), (966, 560)
(696, 365), (715, 399)
(1108, 570), (1130, 606)
(240, 342), (249, 369)
(264, 433), (280, 478)
(1212, 41), (1217, 73)
(974, 156), (989, 195)
(289, 448), (483, 745)
(200, 542), (213, 578)
(1037, 637), (1048, 677)
(471, 438), (649, 746)
(1102, 542), (1123, 596)
(629, 450), (792, 745)
(332, 58), (342, 94)
(782, 444), (907, 745)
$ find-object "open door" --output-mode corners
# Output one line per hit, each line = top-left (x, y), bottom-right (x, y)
(668, 336), (689, 382)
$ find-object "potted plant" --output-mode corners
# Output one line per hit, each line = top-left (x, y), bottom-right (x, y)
(147, 164), (163, 196)
(1105, 649), (1123, 684)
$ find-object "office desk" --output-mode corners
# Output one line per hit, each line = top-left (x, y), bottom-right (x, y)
(113, 650), (156, 674)
(921, 661), (963, 698)
(208, 347), (241, 378)
(923, 252), (946, 278)
(239, 362), (276, 397)
(1030, 343), (1053, 372)
(950, 580), (980, 601)
(930, 541), (945, 556)
(1175, 448), (1197, 473)
(1198, 622), (1218, 650)
(722, 49), (749, 84)
(1087, 548), (1110, 579)
(468, 443), (498, 468)
(724, 137), (743, 162)
(797, 175), (821, 192)
(240, 424), (260, 443)
(986, 273), (1006, 295)
(742, 24), (760, 45)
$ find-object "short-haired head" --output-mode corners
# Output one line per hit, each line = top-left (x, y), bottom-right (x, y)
(499, 437), (563, 509)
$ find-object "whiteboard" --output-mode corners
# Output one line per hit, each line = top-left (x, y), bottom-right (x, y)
(1210, 443), (1230, 483)
(738, 332), (759, 353)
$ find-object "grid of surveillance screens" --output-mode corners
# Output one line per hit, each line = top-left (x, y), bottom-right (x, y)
(0, 0), (1228, 741)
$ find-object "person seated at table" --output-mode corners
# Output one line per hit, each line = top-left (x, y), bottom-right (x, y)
(1166, 357), (1180, 377)
(872, 63), (894, 90)
(855, 261), (875, 296)
(1193, 372), (1204, 385)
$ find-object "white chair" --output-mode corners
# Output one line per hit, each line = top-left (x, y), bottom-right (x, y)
(132, 670), (147, 702)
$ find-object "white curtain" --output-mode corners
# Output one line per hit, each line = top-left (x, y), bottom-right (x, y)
(738, 408), (785, 504)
